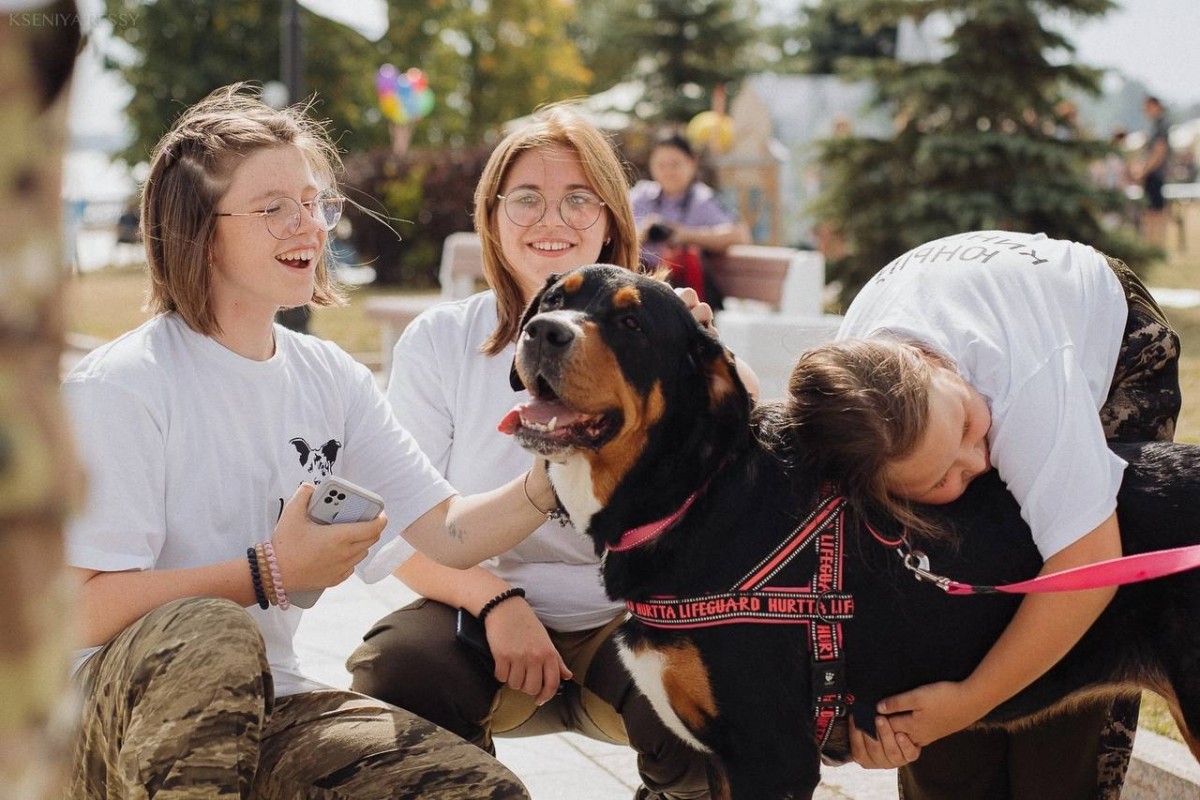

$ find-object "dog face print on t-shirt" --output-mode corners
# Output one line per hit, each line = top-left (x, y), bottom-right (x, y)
(290, 437), (341, 484)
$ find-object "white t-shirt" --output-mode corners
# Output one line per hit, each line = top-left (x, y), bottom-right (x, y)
(839, 230), (1129, 559)
(390, 292), (621, 631)
(63, 313), (454, 696)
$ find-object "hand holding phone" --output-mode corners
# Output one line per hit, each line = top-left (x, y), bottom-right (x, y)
(288, 477), (385, 609)
(307, 477), (385, 525)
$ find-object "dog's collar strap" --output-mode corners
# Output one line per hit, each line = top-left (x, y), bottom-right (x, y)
(608, 467), (727, 552)
(624, 490), (854, 749)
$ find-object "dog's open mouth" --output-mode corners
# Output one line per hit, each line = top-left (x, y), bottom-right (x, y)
(499, 389), (619, 456)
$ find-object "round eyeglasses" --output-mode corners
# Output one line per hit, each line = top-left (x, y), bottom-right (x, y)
(496, 189), (606, 231)
(215, 189), (346, 240)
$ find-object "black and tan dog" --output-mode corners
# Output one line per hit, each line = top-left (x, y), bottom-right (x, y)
(503, 264), (1200, 800)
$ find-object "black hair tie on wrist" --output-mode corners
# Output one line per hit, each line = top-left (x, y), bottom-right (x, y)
(246, 546), (269, 610)
(478, 587), (526, 624)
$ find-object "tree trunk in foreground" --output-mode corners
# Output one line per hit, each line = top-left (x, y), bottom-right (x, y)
(0, 5), (83, 797)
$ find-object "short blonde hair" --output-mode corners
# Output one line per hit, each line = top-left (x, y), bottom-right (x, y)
(474, 103), (640, 355)
(784, 337), (947, 539)
(141, 83), (345, 336)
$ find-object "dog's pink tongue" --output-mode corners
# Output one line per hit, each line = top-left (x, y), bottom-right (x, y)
(498, 407), (522, 435)
(498, 399), (586, 435)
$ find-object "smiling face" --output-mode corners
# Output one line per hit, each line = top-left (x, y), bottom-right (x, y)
(497, 145), (611, 300)
(210, 144), (327, 330)
(884, 367), (993, 505)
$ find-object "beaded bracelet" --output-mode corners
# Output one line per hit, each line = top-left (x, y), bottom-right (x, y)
(478, 587), (526, 624)
(245, 547), (269, 610)
(254, 544), (278, 607)
(262, 540), (291, 611)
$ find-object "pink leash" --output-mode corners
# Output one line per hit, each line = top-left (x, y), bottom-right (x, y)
(902, 544), (1200, 595)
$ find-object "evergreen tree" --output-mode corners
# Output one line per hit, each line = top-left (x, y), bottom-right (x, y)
(572, 0), (761, 123)
(798, 0), (896, 74)
(811, 0), (1149, 305)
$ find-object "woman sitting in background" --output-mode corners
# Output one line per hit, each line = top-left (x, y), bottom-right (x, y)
(631, 133), (750, 308)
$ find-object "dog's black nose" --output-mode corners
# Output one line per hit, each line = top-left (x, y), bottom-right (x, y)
(525, 316), (575, 349)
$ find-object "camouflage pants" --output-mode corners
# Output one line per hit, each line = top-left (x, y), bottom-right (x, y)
(68, 597), (530, 799)
(1100, 256), (1181, 444)
(900, 258), (1181, 800)
(1096, 256), (1180, 799)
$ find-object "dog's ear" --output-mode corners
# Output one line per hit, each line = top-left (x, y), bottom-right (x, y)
(691, 329), (751, 427)
(509, 272), (562, 392)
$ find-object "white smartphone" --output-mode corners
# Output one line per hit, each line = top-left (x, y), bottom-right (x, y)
(289, 477), (386, 609)
(307, 477), (385, 525)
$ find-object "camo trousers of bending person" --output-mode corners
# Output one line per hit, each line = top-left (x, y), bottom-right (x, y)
(1095, 256), (1181, 799)
(69, 596), (530, 799)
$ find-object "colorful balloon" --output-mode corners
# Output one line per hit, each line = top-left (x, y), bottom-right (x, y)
(375, 64), (435, 126)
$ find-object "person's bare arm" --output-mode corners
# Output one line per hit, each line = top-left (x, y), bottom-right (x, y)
(74, 561), (257, 646)
(874, 513), (1120, 746)
(1144, 138), (1169, 175)
(1133, 139), (1169, 180)
(76, 484), (385, 646)
(401, 460), (555, 568)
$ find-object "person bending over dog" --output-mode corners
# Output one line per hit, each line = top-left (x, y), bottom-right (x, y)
(786, 230), (1180, 800)
(61, 84), (561, 799)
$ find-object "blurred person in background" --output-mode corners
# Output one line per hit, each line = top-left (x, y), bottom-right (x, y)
(1132, 96), (1170, 248)
(631, 133), (750, 309)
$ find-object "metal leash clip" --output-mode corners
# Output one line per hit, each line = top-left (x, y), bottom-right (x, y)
(899, 549), (953, 592)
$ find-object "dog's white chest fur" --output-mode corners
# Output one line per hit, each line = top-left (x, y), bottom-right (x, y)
(548, 460), (602, 533)
(617, 641), (710, 753)
(548, 460), (710, 751)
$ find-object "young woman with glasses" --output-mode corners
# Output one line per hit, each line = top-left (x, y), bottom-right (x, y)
(347, 104), (756, 800)
(61, 84), (561, 798)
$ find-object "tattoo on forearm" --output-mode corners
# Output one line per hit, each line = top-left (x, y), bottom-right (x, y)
(447, 522), (466, 541)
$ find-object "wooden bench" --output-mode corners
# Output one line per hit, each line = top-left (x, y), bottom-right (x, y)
(711, 244), (825, 315)
(364, 233), (833, 377)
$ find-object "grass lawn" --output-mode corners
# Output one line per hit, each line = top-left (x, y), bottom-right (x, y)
(63, 245), (1200, 743)
(64, 267), (428, 363)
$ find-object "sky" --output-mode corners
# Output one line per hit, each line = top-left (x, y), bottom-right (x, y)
(66, 0), (1200, 146)
(1064, 0), (1200, 109)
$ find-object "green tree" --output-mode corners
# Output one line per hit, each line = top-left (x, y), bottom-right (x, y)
(798, 0), (896, 74)
(102, 0), (592, 162)
(103, 0), (384, 162)
(811, 0), (1149, 305)
(410, 0), (591, 143)
(571, 0), (761, 123)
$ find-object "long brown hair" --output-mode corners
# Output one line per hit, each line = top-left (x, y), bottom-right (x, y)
(141, 83), (345, 336)
(783, 337), (948, 538)
(475, 103), (639, 355)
